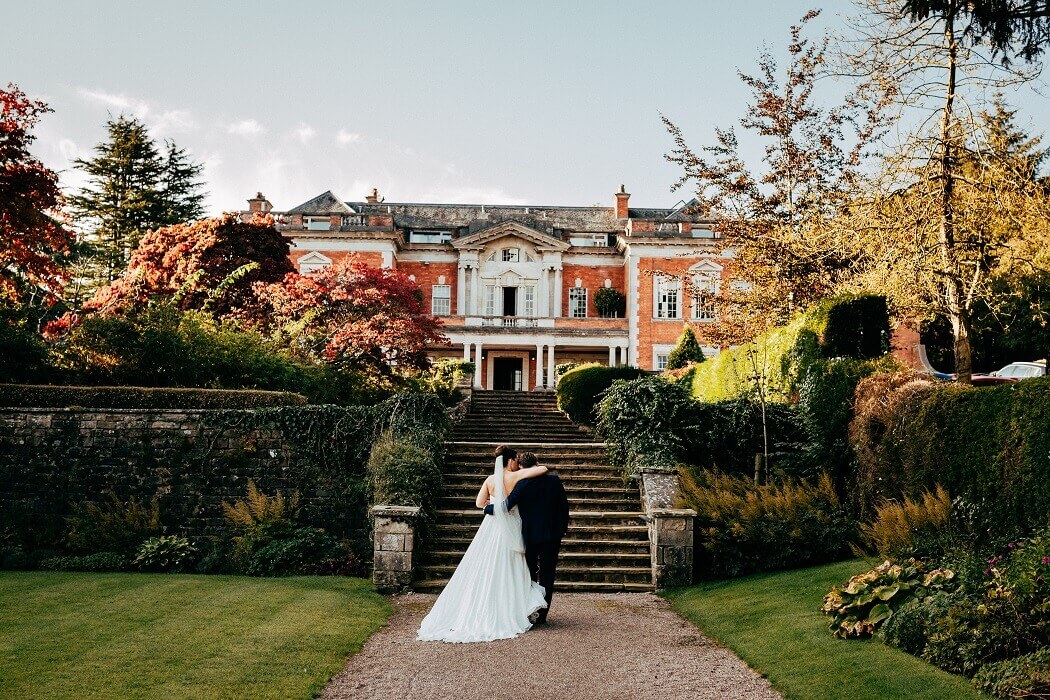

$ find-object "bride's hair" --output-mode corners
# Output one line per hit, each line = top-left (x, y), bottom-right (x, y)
(518, 452), (538, 468)
(493, 445), (517, 462)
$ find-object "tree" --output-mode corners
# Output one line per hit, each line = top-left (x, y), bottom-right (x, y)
(84, 214), (294, 317)
(666, 325), (706, 370)
(663, 10), (890, 343)
(252, 257), (447, 378)
(70, 115), (206, 283)
(0, 83), (72, 303)
(841, 0), (1050, 382)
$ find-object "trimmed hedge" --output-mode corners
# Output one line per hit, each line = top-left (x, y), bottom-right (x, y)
(691, 293), (890, 403)
(0, 384), (307, 409)
(556, 363), (644, 425)
(851, 373), (1050, 533)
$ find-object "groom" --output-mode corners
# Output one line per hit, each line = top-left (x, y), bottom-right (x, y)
(486, 446), (570, 624)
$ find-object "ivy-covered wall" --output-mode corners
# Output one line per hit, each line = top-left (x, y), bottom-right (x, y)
(0, 395), (446, 556)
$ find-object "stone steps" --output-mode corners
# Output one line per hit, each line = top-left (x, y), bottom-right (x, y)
(413, 578), (655, 593)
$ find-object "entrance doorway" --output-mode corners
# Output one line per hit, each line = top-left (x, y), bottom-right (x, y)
(493, 357), (523, 391)
(502, 286), (517, 317)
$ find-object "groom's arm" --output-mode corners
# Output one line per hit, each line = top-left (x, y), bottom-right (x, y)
(482, 479), (531, 516)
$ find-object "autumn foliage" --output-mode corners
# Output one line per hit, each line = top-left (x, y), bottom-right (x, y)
(252, 258), (447, 376)
(0, 83), (72, 302)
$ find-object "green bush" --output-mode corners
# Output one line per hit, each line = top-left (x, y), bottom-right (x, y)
(134, 536), (196, 572)
(594, 287), (625, 318)
(860, 486), (954, 560)
(973, 649), (1050, 700)
(244, 526), (344, 576)
(40, 552), (129, 572)
(65, 494), (162, 555)
(681, 469), (855, 579)
(851, 372), (1050, 533)
(0, 307), (52, 383)
(556, 363), (644, 425)
(666, 325), (706, 370)
(367, 432), (442, 510)
(0, 383), (307, 409)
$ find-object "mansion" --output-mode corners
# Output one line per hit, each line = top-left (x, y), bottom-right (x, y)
(241, 186), (728, 390)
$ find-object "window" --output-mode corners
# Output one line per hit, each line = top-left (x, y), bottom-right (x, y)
(692, 227), (715, 238)
(523, 286), (536, 317)
(655, 276), (680, 319)
(691, 272), (719, 322)
(484, 285), (496, 316)
(569, 287), (588, 318)
(304, 216), (331, 231)
(656, 354), (670, 371)
(502, 248), (520, 262)
(431, 285), (451, 315)
(410, 230), (451, 244)
(297, 252), (332, 275)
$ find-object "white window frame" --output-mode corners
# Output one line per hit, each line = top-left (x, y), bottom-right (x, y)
(431, 284), (451, 315)
(691, 272), (719, 322)
(502, 247), (520, 262)
(654, 276), (681, 319)
(569, 287), (588, 318)
(304, 216), (331, 231)
(297, 251), (333, 275)
(484, 285), (497, 316)
(523, 285), (536, 317)
(652, 344), (675, 371)
(410, 230), (451, 244)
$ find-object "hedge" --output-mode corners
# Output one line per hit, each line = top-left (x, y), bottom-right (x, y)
(0, 384), (308, 409)
(556, 363), (645, 425)
(691, 293), (889, 403)
(851, 373), (1050, 533)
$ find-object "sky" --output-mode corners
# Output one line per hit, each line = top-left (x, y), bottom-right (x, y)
(6, 0), (1049, 215)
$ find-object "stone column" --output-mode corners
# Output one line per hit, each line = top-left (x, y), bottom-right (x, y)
(463, 342), (472, 361)
(538, 267), (550, 318)
(546, 344), (556, 389)
(535, 343), (546, 389)
(620, 344), (629, 366)
(553, 268), (563, 318)
(371, 505), (421, 593)
(468, 268), (478, 316)
(474, 342), (484, 389)
(608, 345), (616, 366)
(456, 265), (466, 315)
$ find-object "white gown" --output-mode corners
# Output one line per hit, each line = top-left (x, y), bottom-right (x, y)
(418, 457), (548, 643)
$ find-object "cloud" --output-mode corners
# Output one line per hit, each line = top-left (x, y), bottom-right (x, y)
(77, 88), (150, 117)
(293, 123), (316, 145)
(227, 119), (265, 136)
(336, 128), (361, 145)
(76, 88), (196, 136)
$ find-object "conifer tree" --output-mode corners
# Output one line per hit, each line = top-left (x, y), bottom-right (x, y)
(666, 325), (706, 370)
(158, 139), (206, 225)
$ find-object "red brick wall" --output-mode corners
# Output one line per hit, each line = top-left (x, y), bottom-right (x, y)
(562, 264), (626, 318)
(635, 256), (724, 369)
(289, 250), (386, 271)
(398, 262), (459, 316)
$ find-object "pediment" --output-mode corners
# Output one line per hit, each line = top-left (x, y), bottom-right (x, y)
(286, 190), (356, 215)
(451, 221), (569, 251)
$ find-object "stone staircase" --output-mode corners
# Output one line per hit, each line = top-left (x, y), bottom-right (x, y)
(415, 390), (653, 592)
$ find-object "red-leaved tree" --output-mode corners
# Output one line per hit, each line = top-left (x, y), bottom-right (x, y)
(252, 257), (447, 376)
(0, 84), (72, 303)
(85, 213), (294, 316)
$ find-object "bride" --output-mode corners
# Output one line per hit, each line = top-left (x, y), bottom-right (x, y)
(418, 445), (549, 643)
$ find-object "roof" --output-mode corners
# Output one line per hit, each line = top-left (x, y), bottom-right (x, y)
(285, 190), (356, 215)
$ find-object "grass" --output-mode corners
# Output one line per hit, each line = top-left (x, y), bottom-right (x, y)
(665, 559), (985, 700)
(0, 571), (392, 700)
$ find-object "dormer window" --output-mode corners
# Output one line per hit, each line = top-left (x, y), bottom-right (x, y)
(410, 230), (451, 244)
(304, 216), (331, 231)
(502, 248), (520, 262)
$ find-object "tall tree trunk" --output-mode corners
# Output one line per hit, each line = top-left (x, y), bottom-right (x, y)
(938, 6), (974, 383)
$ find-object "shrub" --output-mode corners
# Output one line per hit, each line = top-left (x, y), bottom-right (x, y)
(244, 526), (344, 576)
(0, 307), (52, 383)
(681, 469), (855, 579)
(367, 431), (442, 510)
(822, 559), (956, 639)
(0, 383), (307, 409)
(851, 372), (1050, 533)
(65, 494), (162, 555)
(223, 480), (301, 569)
(695, 399), (807, 478)
(594, 287), (625, 318)
(134, 535), (196, 572)
(973, 649), (1050, 700)
(556, 363), (644, 425)
(861, 486), (953, 559)
(666, 325), (706, 370)
(39, 552), (129, 572)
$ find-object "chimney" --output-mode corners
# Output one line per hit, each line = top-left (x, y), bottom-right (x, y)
(614, 184), (630, 219)
(366, 187), (380, 204)
(248, 192), (271, 214)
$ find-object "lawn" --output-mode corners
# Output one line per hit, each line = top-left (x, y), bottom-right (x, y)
(665, 559), (984, 700)
(0, 572), (392, 700)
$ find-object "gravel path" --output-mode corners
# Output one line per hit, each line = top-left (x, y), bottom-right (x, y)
(321, 592), (781, 700)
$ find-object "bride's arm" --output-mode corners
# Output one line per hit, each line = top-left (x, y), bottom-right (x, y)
(475, 475), (493, 509)
(509, 465), (548, 486)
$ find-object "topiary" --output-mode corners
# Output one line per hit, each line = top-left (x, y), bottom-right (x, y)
(594, 287), (626, 318)
(556, 363), (644, 425)
(666, 325), (706, 370)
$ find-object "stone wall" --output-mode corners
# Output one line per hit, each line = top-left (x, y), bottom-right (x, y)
(0, 407), (372, 551)
(637, 466), (696, 589)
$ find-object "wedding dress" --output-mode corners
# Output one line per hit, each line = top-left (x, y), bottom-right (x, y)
(417, 456), (547, 643)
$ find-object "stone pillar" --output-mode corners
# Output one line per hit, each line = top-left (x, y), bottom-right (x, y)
(535, 343), (546, 389)
(650, 508), (696, 589)
(463, 342), (472, 361)
(468, 268), (478, 316)
(371, 505), (421, 593)
(539, 267), (550, 318)
(608, 345), (616, 366)
(474, 342), (484, 389)
(553, 268), (563, 318)
(546, 344), (556, 389)
(456, 265), (466, 315)
(620, 344), (629, 366)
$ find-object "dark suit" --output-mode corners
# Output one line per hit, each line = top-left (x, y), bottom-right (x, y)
(485, 473), (570, 622)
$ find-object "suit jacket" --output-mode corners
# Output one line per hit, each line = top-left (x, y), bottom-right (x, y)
(484, 473), (570, 546)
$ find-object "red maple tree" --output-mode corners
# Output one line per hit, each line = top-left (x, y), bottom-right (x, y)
(0, 84), (72, 303)
(86, 213), (294, 315)
(251, 257), (447, 375)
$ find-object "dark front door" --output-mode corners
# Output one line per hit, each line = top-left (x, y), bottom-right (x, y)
(493, 357), (523, 391)
(502, 286), (517, 316)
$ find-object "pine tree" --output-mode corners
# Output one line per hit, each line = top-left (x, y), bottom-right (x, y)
(666, 325), (706, 370)
(158, 139), (206, 225)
